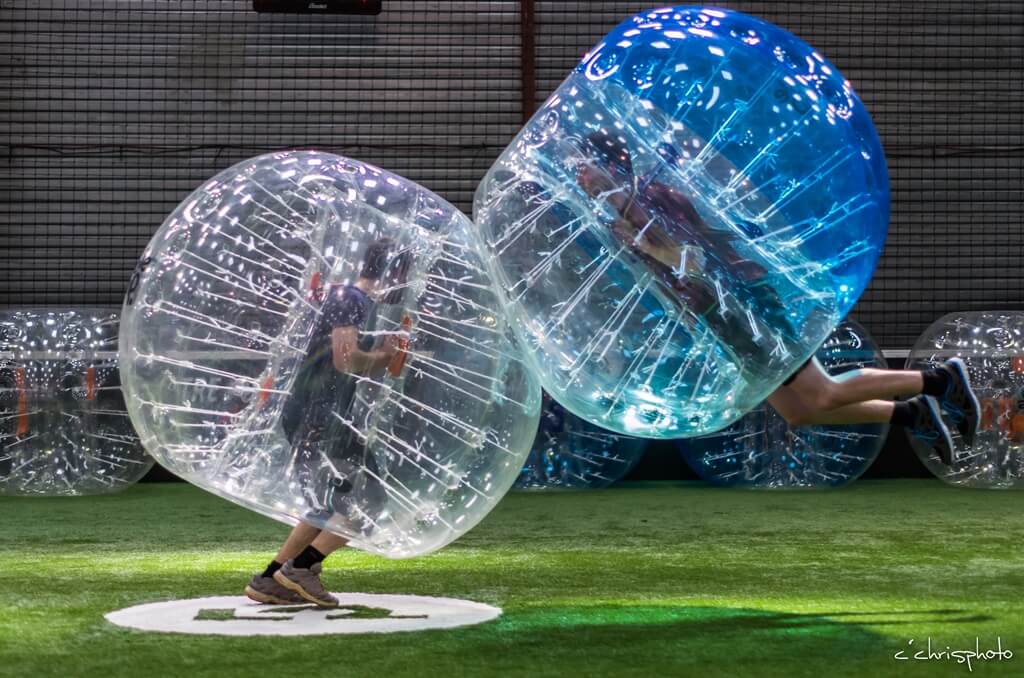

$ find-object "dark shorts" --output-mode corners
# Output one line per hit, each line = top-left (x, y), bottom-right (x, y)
(782, 357), (815, 386)
(285, 404), (387, 531)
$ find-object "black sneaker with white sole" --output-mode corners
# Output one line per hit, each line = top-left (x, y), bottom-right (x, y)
(908, 396), (956, 466)
(936, 357), (981, 446)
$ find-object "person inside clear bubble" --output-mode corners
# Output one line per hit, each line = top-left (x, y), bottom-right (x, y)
(245, 238), (413, 608)
(576, 130), (793, 371)
(576, 131), (981, 465)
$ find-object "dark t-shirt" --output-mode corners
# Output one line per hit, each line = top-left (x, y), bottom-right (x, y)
(633, 179), (762, 276)
(625, 177), (793, 350)
(282, 284), (374, 439)
(604, 178), (772, 314)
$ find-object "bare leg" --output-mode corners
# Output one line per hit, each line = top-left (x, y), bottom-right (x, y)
(789, 361), (923, 408)
(790, 400), (894, 425)
(768, 361), (904, 426)
(768, 359), (962, 462)
(310, 530), (349, 557)
(274, 522), (322, 563)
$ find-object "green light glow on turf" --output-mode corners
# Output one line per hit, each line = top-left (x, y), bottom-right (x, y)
(1, 482), (1021, 677)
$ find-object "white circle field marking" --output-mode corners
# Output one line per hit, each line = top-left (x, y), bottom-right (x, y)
(105, 593), (502, 636)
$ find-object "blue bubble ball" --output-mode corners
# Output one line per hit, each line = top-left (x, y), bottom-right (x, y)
(679, 320), (887, 488)
(474, 6), (889, 437)
(516, 393), (648, 490)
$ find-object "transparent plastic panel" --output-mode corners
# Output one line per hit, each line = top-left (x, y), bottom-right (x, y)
(515, 392), (647, 490)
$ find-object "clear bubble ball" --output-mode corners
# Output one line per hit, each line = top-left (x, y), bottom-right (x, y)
(0, 308), (151, 496)
(679, 320), (887, 488)
(474, 6), (889, 437)
(906, 312), (1024, 489)
(119, 151), (542, 557)
(515, 392), (648, 490)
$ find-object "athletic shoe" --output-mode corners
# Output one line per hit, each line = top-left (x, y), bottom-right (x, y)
(273, 561), (339, 608)
(909, 396), (956, 466)
(244, 574), (305, 605)
(936, 358), (981, 446)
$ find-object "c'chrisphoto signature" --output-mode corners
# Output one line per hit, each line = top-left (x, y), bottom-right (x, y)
(894, 637), (1013, 672)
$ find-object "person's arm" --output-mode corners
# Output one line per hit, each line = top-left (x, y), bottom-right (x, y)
(649, 183), (769, 277)
(330, 326), (398, 374)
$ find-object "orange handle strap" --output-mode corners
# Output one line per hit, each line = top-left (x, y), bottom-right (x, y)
(387, 316), (413, 377)
(85, 366), (97, 401)
(15, 367), (28, 437)
(257, 374), (274, 408)
(309, 271), (324, 302)
(981, 398), (994, 431)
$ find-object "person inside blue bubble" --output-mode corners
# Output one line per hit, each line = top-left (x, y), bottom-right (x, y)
(577, 130), (794, 371)
(244, 238), (412, 609)
(577, 130), (981, 465)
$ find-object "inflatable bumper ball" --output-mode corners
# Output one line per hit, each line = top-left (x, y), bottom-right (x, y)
(119, 151), (542, 558)
(0, 308), (151, 496)
(474, 6), (889, 438)
(516, 393), (648, 489)
(906, 311), (1024, 488)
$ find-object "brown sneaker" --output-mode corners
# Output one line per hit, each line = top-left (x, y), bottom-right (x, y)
(244, 573), (305, 605)
(273, 561), (339, 608)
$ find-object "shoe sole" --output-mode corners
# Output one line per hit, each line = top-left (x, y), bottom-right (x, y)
(273, 570), (339, 608)
(947, 358), (981, 446)
(923, 396), (956, 466)
(243, 584), (301, 606)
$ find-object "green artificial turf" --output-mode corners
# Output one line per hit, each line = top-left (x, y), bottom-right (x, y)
(0, 480), (1021, 677)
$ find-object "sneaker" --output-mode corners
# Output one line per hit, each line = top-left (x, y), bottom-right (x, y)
(937, 358), (981, 446)
(244, 573), (305, 605)
(273, 561), (339, 608)
(909, 396), (956, 466)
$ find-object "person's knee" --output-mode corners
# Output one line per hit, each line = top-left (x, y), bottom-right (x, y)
(773, 383), (838, 427)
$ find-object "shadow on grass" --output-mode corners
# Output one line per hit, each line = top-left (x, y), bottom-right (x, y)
(424, 605), (993, 674)
(495, 604), (986, 635)
(2, 599), (1003, 678)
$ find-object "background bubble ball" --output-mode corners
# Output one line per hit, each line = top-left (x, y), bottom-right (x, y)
(120, 151), (542, 558)
(515, 392), (648, 490)
(906, 312), (1024, 489)
(679, 320), (887, 488)
(0, 308), (151, 496)
(474, 6), (889, 437)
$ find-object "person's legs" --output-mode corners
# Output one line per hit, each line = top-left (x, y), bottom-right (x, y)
(244, 399), (323, 606)
(769, 391), (894, 426)
(311, 531), (349, 557)
(270, 430), (358, 608)
(786, 357), (980, 440)
(786, 360), (923, 410)
(273, 522), (322, 566)
(768, 359), (972, 465)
